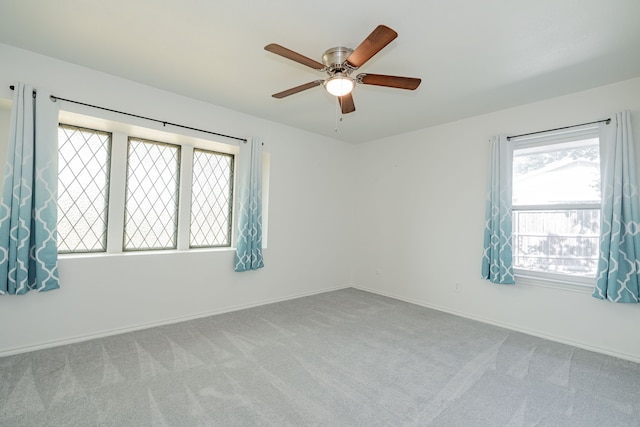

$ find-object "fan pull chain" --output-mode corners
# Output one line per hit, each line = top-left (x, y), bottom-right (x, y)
(334, 97), (344, 133)
(335, 97), (339, 133)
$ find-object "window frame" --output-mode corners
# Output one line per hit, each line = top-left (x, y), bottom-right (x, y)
(510, 125), (602, 288)
(57, 123), (113, 254)
(54, 109), (253, 257)
(123, 137), (182, 252)
(189, 148), (235, 249)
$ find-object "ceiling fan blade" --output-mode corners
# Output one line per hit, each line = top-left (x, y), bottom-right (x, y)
(357, 74), (421, 90)
(338, 93), (356, 114)
(265, 43), (325, 70)
(272, 80), (324, 99)
(346, 25), (398, 69)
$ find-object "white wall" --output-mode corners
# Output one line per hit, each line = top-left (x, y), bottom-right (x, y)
(0, 44), (356, 355)
(353, 77), (640, 362)
(2, 41), (639, 363)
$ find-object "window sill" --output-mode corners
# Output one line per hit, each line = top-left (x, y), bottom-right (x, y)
(515, 272), (594, 294)
(58, 246), (236, 260)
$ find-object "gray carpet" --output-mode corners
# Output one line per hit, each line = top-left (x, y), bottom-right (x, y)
(1, 288), (639, 426)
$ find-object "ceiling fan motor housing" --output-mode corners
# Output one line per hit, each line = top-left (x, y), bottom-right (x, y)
(322, 47), (354, 75)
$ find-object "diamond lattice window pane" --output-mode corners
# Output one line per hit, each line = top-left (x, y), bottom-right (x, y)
(124, 138), (180, 251)
(190, 149), (234, 247)
(57, 124), (111, 253)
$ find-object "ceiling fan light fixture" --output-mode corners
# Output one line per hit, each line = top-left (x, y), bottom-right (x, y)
(324, 73), (354, 97)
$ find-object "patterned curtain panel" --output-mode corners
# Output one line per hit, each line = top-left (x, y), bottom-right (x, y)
(594, 111), (640, 303)
(481, 135), (515, 284)
(0, 83), (60, 295)
(234, 138), (264, 272)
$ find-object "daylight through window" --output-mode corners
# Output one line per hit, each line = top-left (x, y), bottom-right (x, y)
(190, 149), (234, 248)
(124, 138), (181, 251)
(57, 124), (112, 253)
(54, 118), (256, 255)
(512, 131), (601, 279)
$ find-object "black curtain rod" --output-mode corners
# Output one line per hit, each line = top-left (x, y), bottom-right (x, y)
(507, 118), (610, 141)
(9, 85), (247, 143)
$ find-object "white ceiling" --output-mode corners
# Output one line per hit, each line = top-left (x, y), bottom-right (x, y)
(1, 0), (640, 143)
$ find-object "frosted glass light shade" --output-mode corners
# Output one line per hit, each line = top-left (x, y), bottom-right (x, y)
(324, 74), (354, 96)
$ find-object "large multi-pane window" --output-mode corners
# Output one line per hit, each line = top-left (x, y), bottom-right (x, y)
(512, 128), (601, 281)
(57, 124), (111, 253)
(56, 123), (238, 254)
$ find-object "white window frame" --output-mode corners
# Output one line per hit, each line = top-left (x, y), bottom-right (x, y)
(511, 125), (601, 290)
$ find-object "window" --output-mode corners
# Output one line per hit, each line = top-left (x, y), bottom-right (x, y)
(512, 128), (600, 283)
(124, 138), (181, 251)
(55, 115), (246, 255)
(190, 149), (234, 248)
(57, 124), (111, 253)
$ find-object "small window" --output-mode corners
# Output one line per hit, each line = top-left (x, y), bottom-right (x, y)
(124, 138), (180, 251)
(512, 131), (600, 280)
(57, 124), (111, 253)
(190, 149), (234, 248)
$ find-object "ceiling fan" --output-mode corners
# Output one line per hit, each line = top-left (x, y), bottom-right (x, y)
(265, 25), (421, 114)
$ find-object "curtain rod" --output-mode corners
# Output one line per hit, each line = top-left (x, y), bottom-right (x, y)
(507, 118), (610, 141)
(9, 85), (247, 143)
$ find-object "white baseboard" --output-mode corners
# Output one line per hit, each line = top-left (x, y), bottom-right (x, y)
(352, 284), (640, 364)
(8, 283), (636, 364)
(0, 284), (351, 358)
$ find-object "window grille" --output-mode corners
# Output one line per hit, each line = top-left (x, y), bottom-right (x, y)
(124, 138), (180, 251)
(57, 124), (111, 253)
(190, 149), (234, 248)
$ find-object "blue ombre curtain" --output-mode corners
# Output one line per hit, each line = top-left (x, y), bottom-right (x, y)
(481, 135), (515, 284)
(234, 137), (264, 272)
(0, 83), (60, 294)
(594, 111), (640, 303)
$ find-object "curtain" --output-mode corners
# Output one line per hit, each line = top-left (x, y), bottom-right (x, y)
(234, 138), (264, 272)
(594, 111), (639, 303)
(0, 83), (60, 295)
(481, 135), (515, 284)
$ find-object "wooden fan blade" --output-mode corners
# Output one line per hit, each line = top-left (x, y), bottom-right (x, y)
(357, 74), (421, 90)
(272, 80), (324, 99)
(265, 43), (325, 70)
(338, 93), (356, 114)
(346, 25), (398, 69)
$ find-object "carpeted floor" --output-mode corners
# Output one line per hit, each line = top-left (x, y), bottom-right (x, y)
(1, 288), (639, 426)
